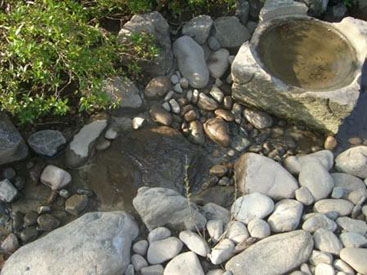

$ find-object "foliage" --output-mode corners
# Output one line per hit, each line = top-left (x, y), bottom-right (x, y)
(0, 0), (158, 124)
(0, 0), (234, 124)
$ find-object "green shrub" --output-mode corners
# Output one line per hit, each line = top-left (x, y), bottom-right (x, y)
(0, 0), (234, 124)
(0, 0), (158, 124)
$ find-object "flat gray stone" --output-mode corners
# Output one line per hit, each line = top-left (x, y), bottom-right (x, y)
(141, 265), (164, 275)
(226, 221), (249, 244)
(231, 193), (274, 224)
(340, 232), (367, 248)
(340, 248), (367, 274)
(314, 263), (335, 275)
(313, 228), (343, 255)
(248, 218), (271, 239)
(133, 240), (148, 256)
(210, 239), (235, 265)
(259, 0), (308, 21)
(179, 231), (210, 257)
(268, 199), (304, 233)
(302, 213), (337, 233)
(133, 187), (207, 231)
(182, 15), (213, 44)
(207, 219), (224, 242)
(0, 179), (18, 203)
(202, 203), (230, 223)
(332, 173), (367, 204)
(173, 36), (209, 89)
(295, 187), (314, 206)
(164, 252), (204, 275)
(103, 77), (143, 114)
(40, 165), (71, 191)
(314, 199), (354, 216)
(335, 146), (367, 179)
(148, 227), (171, 243)
(309, 250), (333, 265)
(299, 162), (334, 201)
(213, 16), (250, 48)
(131, 254), (148, 272)
(284, 150), (334, 175)
(28, 130), (66, 157)
(234, 153), (298, 200)
(1, 212), (139, 275)
(336, 217), (367, 234)
(66, 119), (107, 168)
(0, 112), (28, 165)
(208, 49), (230, 79)
(225, 230), (313, 275)
(147, 237), (183, 264)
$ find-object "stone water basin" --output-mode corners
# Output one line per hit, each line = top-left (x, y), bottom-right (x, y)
(232, 16), (367, 134)
(257, 18), (357, 91)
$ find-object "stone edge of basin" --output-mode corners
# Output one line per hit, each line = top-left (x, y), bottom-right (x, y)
(231, 15), (367, 134)
(259, 0), (309, 22)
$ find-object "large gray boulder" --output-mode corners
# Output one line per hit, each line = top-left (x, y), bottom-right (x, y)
(119, 11), (173, 77)
(1, 212), (139, 275)
(234, 153), (298, 200)
(133, 187), (207, 231)
(0, 112), (28, 165)
(173, 36), (209, 88)
(225, 230), (313, 275)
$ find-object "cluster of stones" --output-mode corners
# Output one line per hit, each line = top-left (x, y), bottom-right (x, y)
(0, 123), (96, 253)
(2, 145), (367, 274)
(0, 163), (90, 252)
(123, 146), (367, 275)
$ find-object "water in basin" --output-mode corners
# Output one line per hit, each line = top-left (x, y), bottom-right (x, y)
(257, 18), (357, 90)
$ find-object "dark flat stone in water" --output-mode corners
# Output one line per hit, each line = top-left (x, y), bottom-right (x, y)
(80, 126), (211, 212)
(257, 18), (357, 90)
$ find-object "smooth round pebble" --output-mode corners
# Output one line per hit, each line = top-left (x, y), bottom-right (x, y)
(247, 218), (271, 239)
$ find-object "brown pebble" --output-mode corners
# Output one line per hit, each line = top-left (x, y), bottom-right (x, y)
(223, 96), (233, 110)
(184, 110), (197, 122)
(324, 136), (337, 150)
(181, 104), (194, 115)
(209, 165), (228, 177)
(214, 109), (234, 122)
(348, 136), (362, 145)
